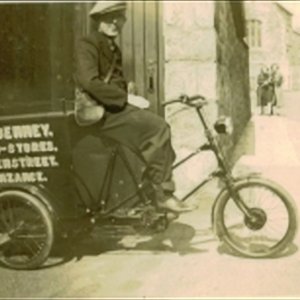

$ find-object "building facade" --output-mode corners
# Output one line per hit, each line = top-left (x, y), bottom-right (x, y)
(244, 1), (300, 108)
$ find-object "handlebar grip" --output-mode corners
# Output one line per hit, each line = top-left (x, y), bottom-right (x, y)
(188, 94), (206, 101)
(162, 94), (208, 107)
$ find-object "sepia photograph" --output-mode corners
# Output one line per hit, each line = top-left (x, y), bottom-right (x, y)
(0, 0), (300, 298)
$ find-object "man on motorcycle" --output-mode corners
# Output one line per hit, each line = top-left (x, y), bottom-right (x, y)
(75, 1), (194, 213)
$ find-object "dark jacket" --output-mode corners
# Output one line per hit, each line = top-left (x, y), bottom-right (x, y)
(257, 71), (273, 106)
(75, 31), (128, 109)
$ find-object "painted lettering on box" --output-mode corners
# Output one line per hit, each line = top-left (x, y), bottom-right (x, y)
(0, 123), (60, 183)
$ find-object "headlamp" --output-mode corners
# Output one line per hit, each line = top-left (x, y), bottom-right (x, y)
(214, 116), (233, 135)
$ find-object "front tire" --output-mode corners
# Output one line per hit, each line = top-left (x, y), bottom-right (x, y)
(0, 190), (54, 269)
(213, 177), (297, 258)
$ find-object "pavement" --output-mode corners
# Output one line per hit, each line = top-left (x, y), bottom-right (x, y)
(233, 106), (300, 205)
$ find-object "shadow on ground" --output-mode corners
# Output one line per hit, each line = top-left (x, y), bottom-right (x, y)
(41, 221), (213, 269)
(217, 241), (298, 259)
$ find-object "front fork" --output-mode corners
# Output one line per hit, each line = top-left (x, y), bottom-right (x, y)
(222, 177), (253, 219)
(195, 106), (254, 220)
(207, 130), (253, 219)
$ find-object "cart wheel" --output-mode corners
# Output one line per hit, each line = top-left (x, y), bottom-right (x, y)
(214, 177), (297, 258)
(0, 190), (54, 270)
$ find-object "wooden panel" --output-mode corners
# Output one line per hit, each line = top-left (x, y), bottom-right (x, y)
(119, 1), (164, 115)
(157, 2), (165, 116)
(120, 1), (134, 82)
(132, 1), (146, 97)
(0, 3), (77, 114)
(0, 4), (52, 113)
(73, 3), (92, 40)
(49, 4), (64, 107)
(48, 3), (75, 110)
(144, 2), (159, 113)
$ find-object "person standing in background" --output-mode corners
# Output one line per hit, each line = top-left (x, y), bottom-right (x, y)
(257, 65), (273, 115)
(270, 63), (284, 116)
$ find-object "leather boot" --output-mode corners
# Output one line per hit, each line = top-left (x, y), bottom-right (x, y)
(157, 190), (197, 213)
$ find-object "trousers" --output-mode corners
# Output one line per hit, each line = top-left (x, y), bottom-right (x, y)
(98, 104), (176, 197)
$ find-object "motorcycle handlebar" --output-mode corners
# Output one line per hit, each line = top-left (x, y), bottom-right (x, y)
(162, 94), (208, 107)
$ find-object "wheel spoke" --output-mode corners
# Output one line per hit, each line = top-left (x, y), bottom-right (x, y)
(21, 240), (37, 257)
(6, 199), (15, 228)
(14, 234), (47, 239)
(0, 202), (11, 232)
(3, 239), (34, 259)
(265, 222), (287, 235)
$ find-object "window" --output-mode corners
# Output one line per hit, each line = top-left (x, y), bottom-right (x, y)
(246, 19), (262, 48)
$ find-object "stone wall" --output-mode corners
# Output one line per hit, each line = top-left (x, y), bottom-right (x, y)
(215, 1), (251, 144)
(163, 1), (218, 158)
(163, 1), (217, 99)
(161, 1), (250, 195)
(163, 1), (250, 151)
(162, 1), (219, 196)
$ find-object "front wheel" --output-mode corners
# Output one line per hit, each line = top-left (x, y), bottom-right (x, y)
(0, 190), (54, 269)
(213, 177), (298, 258)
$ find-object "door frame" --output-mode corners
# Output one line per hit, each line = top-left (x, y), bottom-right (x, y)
(74, 2), (165, 116)
(121, 1), (165, 116)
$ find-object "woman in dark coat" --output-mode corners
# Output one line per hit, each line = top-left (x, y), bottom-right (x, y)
(270, 63), (284, 115)
(257, 66), (273, 115)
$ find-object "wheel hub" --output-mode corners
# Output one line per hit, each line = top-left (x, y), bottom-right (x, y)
(244, 208), (267, 230)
